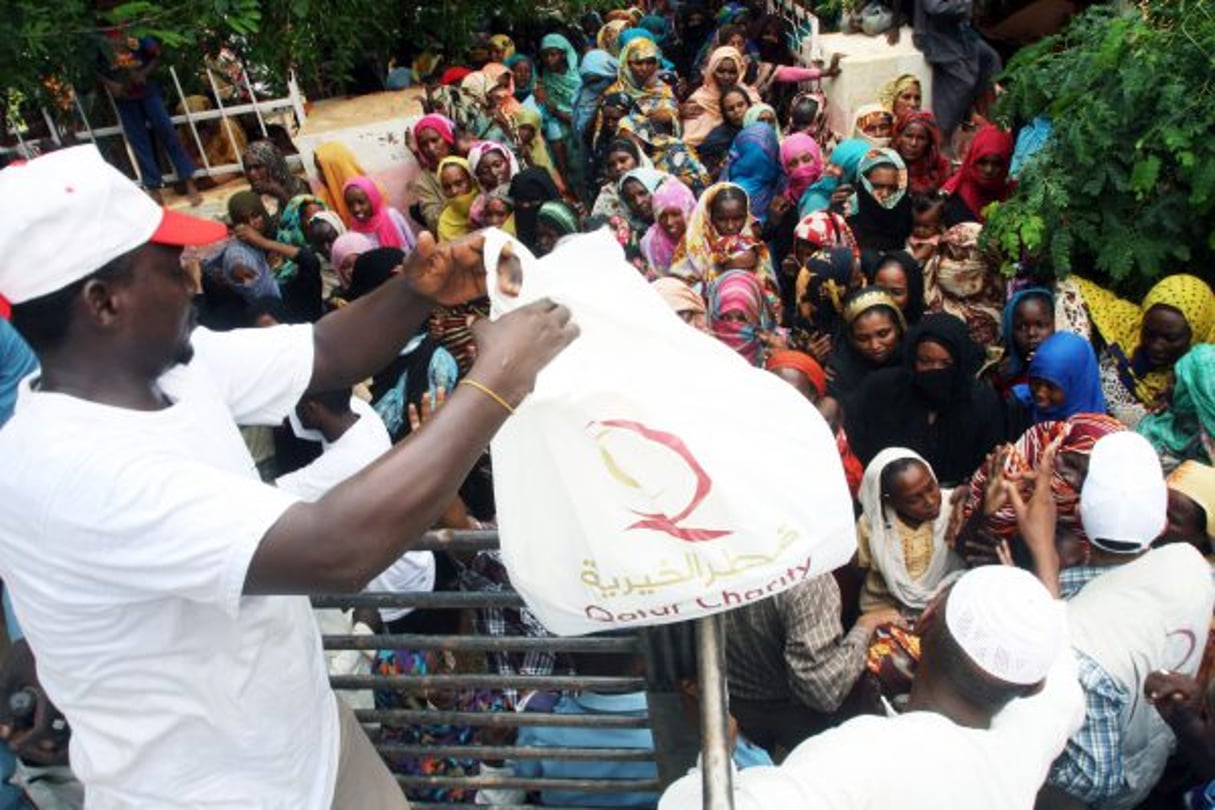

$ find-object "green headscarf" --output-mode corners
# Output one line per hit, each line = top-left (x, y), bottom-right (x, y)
(742, 103), (777, 128)
(539, 34), (582, 112)
(854, 148), (908, 210)
(1139, 344), (1215, 464)
(277, 194), (327, 248)
(538, 200), (580, 236)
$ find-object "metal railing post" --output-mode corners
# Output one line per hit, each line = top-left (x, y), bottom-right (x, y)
(287, 70), (308, 131)
(205, 67), (245, 172)
(696, 614), (734, 810)
(168, 66), (210, 174)
(242, 66), (269, 138)
(101, 86), (144, 186)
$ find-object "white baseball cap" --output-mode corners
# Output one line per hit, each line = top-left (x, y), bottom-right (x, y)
(1080, 431), (1167, 552)
(0, 145), (226, 304)
(946, 565), (1066, 686)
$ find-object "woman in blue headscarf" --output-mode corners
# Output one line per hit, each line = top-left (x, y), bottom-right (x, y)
(992, 287), (1055, 397)
(798, 138), (871, 217)
(639, 14), (671, 48)
(723, 123), (783, 224)
(1014, 330), (1105, 425)
(537, 33), (583, 194)
(504, 54), (535, 104)
(573, 49), (619, 142)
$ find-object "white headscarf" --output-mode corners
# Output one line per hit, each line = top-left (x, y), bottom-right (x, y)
(858, 447), (961, 610)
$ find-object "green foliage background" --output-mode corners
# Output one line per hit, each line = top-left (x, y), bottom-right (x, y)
(984, 0), (1215, 294)
(0, 0), (605, 112)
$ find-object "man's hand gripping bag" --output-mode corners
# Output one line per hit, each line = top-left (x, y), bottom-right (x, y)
(482, 227), (856, 635)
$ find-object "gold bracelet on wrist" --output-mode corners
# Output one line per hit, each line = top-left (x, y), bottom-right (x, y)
(459, 378), (517, 415)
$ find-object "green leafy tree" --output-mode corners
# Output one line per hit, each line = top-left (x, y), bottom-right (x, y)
(983, 0), (1215, 294)
(0, 0), (604, 124)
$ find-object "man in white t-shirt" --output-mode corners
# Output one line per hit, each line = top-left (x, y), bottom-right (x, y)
(0, 146), (577, 809)
(660, 565), (1085, 809)
(275, 388), (434, 712)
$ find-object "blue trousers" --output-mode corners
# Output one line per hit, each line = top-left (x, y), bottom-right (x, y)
(0, 746), (31, 810)
(114, 87), (196, 189)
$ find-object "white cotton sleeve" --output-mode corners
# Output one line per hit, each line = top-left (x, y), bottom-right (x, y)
(189, 325), (315, 426)
(44, 451), (300, 617)
(991, 647), (1086, 781)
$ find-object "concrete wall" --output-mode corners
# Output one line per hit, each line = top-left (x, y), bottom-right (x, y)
(294, 89), (429, 216)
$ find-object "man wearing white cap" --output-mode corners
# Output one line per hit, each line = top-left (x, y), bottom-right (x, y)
(1044, 432), (1215, 809)
(0, 146), (578, 808)
(660, 565), (1085, 809)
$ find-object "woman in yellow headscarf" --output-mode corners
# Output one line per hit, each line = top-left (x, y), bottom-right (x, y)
(436, 156), (479, 242)
(489, 34), (516, 63)
(597, 20), (629, 57)
(511, 106), (568, 194)
(312, 141), (367, 226)
(1075, 273), (1215, 425)
(606, 37), (678, 119)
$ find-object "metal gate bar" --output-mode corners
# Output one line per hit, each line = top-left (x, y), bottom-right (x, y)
(314, 528), (734, 807)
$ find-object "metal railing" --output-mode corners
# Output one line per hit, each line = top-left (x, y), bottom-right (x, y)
(3, 63), (306, 184)
(313, 529), (734, 809)
(768, 0), (826, 63)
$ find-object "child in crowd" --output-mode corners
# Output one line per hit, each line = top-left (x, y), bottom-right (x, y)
(855, 449), (962, 615)
(906, 191), (946, 261)
(342, 177), (416, 250)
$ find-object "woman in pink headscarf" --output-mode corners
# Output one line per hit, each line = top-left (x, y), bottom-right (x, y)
(408, 114), (458, 234)
(342, 176), (416, 251)
(641, 177), (697, 275)
(329, 231), (375, 290)
(779, 133), (824, 209)
(467, 140), (520, 193)
(707, 269), (786, 367)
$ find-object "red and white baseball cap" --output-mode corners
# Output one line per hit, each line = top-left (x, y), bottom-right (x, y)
(0, 145), (227, 304)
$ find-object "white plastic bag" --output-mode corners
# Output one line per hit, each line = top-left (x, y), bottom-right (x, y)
(482, 228), (856, 636)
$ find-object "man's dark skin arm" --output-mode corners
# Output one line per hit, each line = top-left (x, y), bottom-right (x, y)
(306, 232), (503, 394)
(246, 232), (576, 595)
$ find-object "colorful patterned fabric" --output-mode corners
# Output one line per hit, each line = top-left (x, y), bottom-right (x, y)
(964, 413), (1127, 542)
(374, 647), (511, 803)
(617, 115), (710, 195)
(707, 269), (779, 366)
(668, 182), (776, 296)
(1076, 273), (1215, 408)
(606, 38), (678, 118)
(923, 222), (1004, 351)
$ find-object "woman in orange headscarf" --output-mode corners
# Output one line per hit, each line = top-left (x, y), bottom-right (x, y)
(312, 141), (367, 226)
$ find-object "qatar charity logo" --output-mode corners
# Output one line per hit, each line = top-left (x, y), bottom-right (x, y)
(587, 419), (732, 542)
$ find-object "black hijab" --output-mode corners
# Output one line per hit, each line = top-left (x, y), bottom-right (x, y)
(348, 248), (405, 300)
(848, 163), (913, 251)
(846, 313), (1007, 486)
(509, 168), (561, 253)
(827, 285), (907, 403)
(861, 248), (925, 324)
